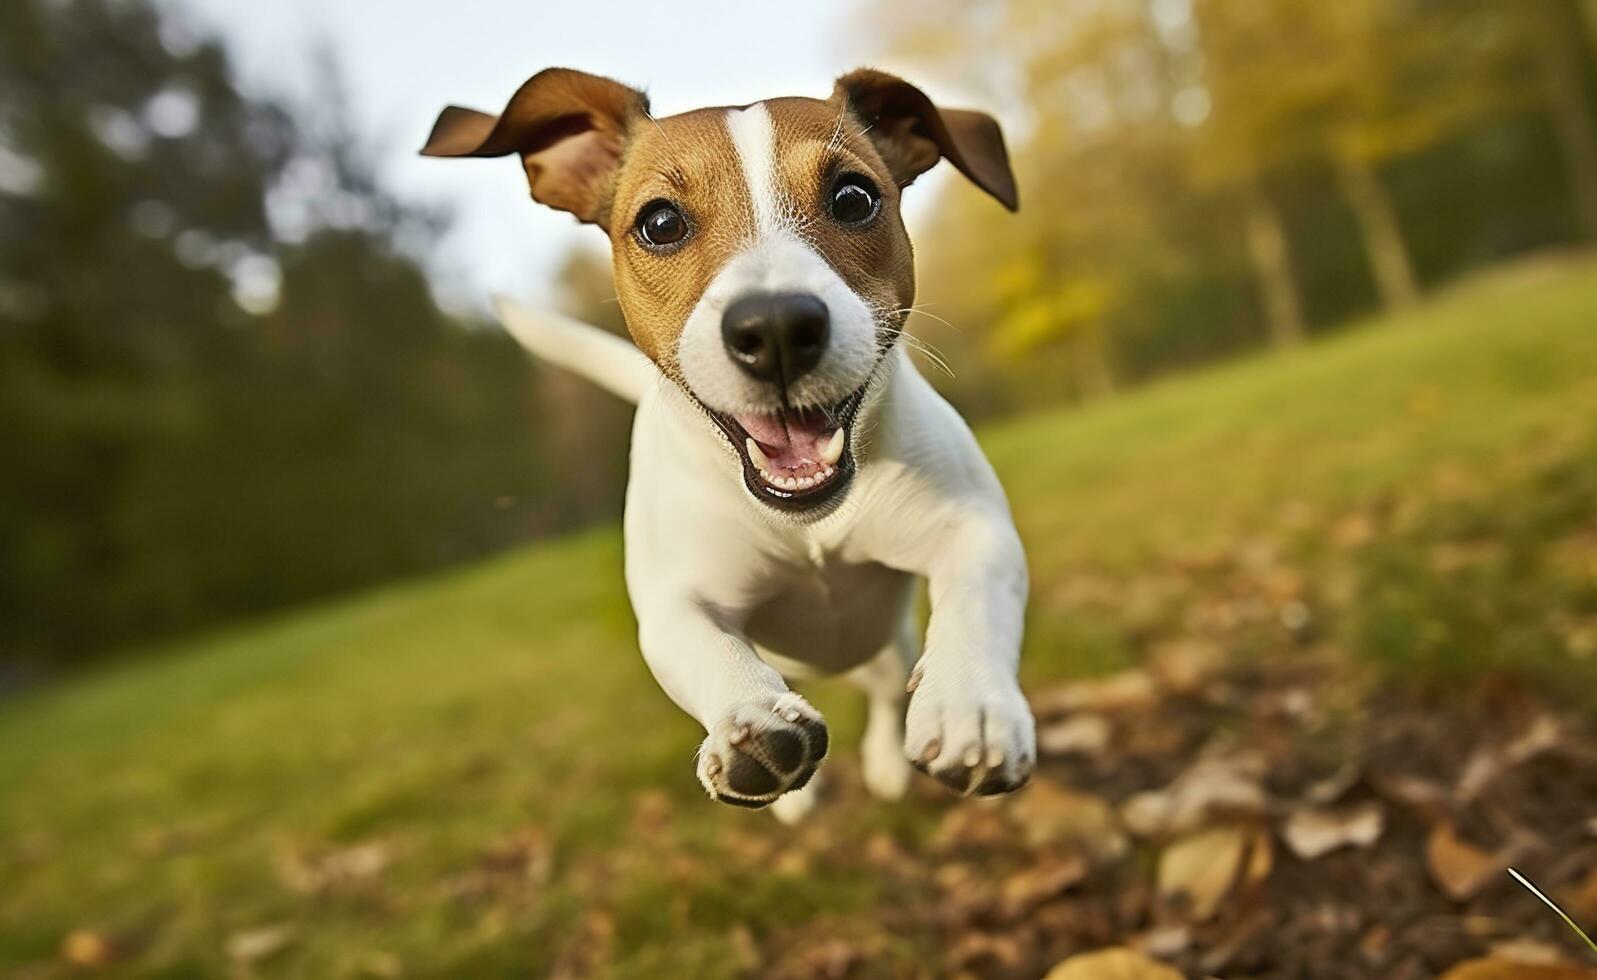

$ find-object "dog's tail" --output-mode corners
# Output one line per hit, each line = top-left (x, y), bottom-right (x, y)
(492, 295), (656, 405)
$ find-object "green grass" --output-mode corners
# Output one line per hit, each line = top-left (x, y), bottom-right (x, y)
(3, 254), (1596, 978)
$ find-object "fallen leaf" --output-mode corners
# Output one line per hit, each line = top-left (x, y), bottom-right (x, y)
(277, 839), (395, 894)
(225, 924), (295, 964)
(1370, 771), (1452, 823)
(999, 854), (1090, 919)
(1562, 864), (1597, 924)
(1039, 714), (1112, 758)
(947, 931), (1033, 974)
(1427, 823), (1505, 902)
(1045, 946), (1185, 979)
(1010, 779), (1128, 861)
(1133, 924), (1191, 959)
(1281, 801), (1385, 859)
(61, 929), (121, 967)
(1148, 639), (1224, 695)
(1122, 753), (1268, 839)
(1158, 825), (1250, 922)
(1437, 958), (1597, 980)
(1487, 939), (1574, 966)
(1458, 715), (1563, 801)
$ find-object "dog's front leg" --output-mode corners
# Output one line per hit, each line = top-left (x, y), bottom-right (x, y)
(903, 515), (1035, 796)
(637, 603), (829, 810)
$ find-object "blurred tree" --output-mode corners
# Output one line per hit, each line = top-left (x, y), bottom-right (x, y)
(0, 0), (551, 668)
(1524, 0), (1597, 238)
(1188, 0), (1327, 345)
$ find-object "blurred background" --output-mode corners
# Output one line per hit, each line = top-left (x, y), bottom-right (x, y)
(2, 0), (1596, 977)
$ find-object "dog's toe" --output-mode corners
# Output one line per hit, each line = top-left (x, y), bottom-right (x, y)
(905, 680), (1035, 798)
(697, 694), (829, 810)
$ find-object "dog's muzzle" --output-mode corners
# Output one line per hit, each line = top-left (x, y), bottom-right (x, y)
(699, 291), (866, 512)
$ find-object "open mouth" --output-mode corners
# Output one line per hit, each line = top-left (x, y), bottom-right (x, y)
(704, 389), (866, 511)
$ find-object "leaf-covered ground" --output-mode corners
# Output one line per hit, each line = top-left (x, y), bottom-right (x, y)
(3, 255), (1596, 978)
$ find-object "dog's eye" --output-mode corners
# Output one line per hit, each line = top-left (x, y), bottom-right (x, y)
(829, 173), (880, 226)
(635, 200), (689, 248)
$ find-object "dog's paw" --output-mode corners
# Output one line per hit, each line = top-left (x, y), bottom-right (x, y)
(696, 693), (830, 810)
(904, 671), (1034, 797)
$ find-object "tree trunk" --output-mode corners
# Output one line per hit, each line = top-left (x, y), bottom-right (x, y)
(1241, 184), (1307, 347)
(1585, 0), (1597, 57)
(1533, 0), (1597, 239)
(1335, 154), (1421, 311)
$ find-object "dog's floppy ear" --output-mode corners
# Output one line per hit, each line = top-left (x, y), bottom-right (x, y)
(421, 68), (649, 228)
(833, 68), (1017, 212)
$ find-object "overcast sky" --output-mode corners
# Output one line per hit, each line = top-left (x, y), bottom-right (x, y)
(157, 0), (980, 311)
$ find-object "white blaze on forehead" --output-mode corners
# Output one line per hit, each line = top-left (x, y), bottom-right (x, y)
(725, 103), (786, 239)
(677, 103), (878, 422)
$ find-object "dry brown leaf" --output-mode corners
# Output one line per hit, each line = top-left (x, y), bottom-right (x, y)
(1010, 779), (1128, 861)
(1038, 714), (1112, 758)
(999, 854), (1090, 919)
(947, 931), (1033, 974)
(1148, 639), (1224, 695)
(1370, 771), (1452, 823)
(1158, 825), (1249, 922)
(1486, 939), (1575, 966)
(276, 839), (395, 894)
(1437, 959), (1597, 980)
(1458, 715), (1563, 801)
(1562, 864), (1597, 924)
(225, 924), (295, 964)
(1122, 753), (1268, 839)
(1045, 946), (1186, 979)
(60, 929), (122, 967)
(1426, 823), (1505, 902)
(1281, 801), (1385, 859)
(1133, 924), (1192, 960)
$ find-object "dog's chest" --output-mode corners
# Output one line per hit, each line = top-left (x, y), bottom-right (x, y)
(743, 545), (912, 674)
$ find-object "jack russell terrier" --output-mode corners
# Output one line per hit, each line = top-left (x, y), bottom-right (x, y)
(423, 68), (1033, 822)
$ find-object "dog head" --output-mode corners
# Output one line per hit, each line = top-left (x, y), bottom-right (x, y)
(423, 68), (1016, 513)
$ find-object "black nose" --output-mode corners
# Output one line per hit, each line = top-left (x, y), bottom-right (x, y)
(721, 293), (830, 387)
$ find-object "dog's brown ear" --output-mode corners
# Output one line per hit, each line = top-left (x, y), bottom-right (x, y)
(833, 68), (1017, 212)
(421, 68), (649, 228)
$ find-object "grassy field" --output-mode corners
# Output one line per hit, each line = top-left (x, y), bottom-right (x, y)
(3, 255), (1596, 979)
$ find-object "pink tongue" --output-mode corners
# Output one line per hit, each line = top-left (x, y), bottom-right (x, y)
(737, 410), (831, 471)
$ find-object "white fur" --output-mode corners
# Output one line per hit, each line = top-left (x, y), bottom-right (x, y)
(675, 105), (881, 417)
(726, 104), (784, 239)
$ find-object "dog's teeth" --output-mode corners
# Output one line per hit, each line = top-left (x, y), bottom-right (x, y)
(798, 476), (814, 490)
(746, 438), (772, 472)
(820, 428), (845, 465)
(785, 476), (799, 490)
